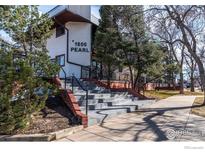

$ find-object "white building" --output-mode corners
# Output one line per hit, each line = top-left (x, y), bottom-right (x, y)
(46, 5), (98, 79)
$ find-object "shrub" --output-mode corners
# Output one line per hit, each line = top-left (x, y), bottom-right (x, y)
(0, 49), (59, 134)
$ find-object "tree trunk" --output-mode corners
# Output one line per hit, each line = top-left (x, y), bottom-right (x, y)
(128, 65), (134, 89)
(190, 74), (195, 92)
(190, 58), (195, 92)
(179, 23), (205, 104)
(100, 62), (103, 80)
(190, 53), (205, 104)
(165, 5), (205, 104)
(134, 71), (141, 93)
(197, 61), (205, 104)
(172, 73), (176, 90)
(196, 78), (203, 92)
(188, 54), (205, 104)
(179, 72), (184, 94)
(107, 64), (111, 88)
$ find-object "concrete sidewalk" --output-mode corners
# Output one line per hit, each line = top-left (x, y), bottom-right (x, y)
(57, 95), (205, 141)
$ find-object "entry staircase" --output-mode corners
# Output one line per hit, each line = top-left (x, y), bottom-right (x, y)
(61, 77), (155, 126)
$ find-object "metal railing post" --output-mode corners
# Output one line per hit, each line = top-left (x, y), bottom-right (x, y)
(71, 75), (89, 116)
(86, 90), (88, 116)
(64, 75), (66, 89)
(58, 66), (67, 89)
(71, 76), (74, 92)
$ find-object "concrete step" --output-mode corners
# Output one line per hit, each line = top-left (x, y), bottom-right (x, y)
(75, 95), (135, 101)
(60, 79), (156, 127)
(79, 98), (153, 111)
(89, 103), (138, 111)
(74, 95), (137, 105)
(74, 92), (134, 98)
(111, 99), (155, 108)
(62, 80), (108, 92)
(74, 95), (113, 101)
(65, 80), (96, 90)
(79, 99), (156, 126)
(78, 99), (113, 106)
(66, 86), (108, 94)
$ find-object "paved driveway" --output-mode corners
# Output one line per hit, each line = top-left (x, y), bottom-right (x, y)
(57, 95), (205, 141)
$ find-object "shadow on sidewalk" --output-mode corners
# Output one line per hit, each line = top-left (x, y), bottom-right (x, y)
(95, 104), (201, 141)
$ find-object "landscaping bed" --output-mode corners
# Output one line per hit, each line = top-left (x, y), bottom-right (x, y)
(13, 96), (75, 135)
(0, 95), (84, 141)
(18, 108), (71, 135)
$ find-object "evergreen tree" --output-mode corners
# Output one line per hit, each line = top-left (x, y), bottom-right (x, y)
(94, 6), (120, 86)
(0, 6), (59, 134)
(114, 6), (165, 91)
(95, 5), (166, 92)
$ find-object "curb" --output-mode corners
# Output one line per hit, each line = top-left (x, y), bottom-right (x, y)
(0, 134), (55, 142)
(0, 125), (83, 141)
(50, 125), (83, 140)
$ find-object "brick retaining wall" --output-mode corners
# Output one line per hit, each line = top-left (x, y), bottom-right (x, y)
(52, 77), (88, 128)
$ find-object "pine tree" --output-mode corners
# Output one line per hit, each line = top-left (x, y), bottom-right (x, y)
(114, 6), (165, 91)
(94, 6), (120, 86)
(94, 6), (166, 92)
(0, 6), (59, 134)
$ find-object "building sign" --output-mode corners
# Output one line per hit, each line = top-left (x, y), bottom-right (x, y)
(71, 40), (89, 52)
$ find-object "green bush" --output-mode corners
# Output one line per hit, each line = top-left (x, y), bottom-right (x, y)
(0, 49), (59, 134)
(0, 6), (60, 134)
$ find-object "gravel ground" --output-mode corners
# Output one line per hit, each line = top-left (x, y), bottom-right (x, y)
(18, 96), (75, 134)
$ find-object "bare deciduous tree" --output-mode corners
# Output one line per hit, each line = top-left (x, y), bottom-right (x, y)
(146, 5), (205, 103)
(146, 7), (185, 94)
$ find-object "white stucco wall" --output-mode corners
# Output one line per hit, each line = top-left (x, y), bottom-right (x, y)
(66, 22), (91, 66)
(46, 29), (67, 58)
(46, 21), (91, 78)
(58, 63), (81, 78)
(67, 64), (81, 78)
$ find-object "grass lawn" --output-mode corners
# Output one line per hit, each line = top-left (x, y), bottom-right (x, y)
(144, 90), (205, 117)
(191, 97), (205, 117)
(144, 90), (204, 100)
(144, 90), (179, 100)
(183, 91), (204, 96)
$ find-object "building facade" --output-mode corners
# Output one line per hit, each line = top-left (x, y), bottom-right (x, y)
(46, 5), (98, 79)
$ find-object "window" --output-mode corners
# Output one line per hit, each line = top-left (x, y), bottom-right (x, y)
(81, 66), (90, 79)
(56, 25), (65, 38)
(56, 54), (65, 66)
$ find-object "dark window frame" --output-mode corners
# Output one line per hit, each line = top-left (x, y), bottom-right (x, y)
(56, 25), (65, 38)
(81, 66), (90, 79)
(56, 54), (65, 67)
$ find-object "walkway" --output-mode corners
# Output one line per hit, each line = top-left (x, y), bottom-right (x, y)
(57, 95), (205, 141)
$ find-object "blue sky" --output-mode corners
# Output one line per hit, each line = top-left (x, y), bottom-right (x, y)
(0, 5), (100, 42)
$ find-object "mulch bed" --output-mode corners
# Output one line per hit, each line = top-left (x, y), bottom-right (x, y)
(17, 96), (75, 134)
